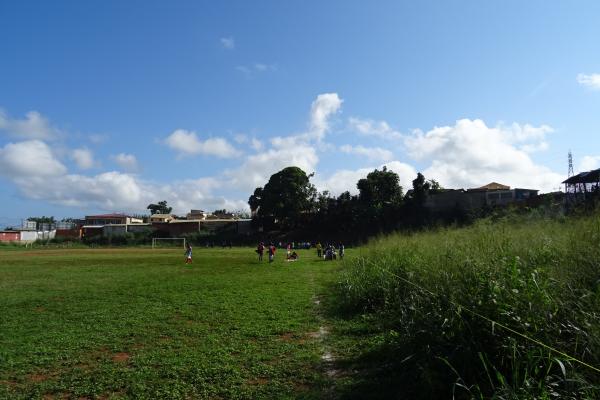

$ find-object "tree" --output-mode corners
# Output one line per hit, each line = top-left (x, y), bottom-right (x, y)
(428, 179), (443, 194)
(27, 216), (56, 224)
(357, 166), (403, 207)
(250, 166), (317, 228)
(147, 200), (172, 215)
(248, 187), (263, 214)
(411, 172), (430, 208)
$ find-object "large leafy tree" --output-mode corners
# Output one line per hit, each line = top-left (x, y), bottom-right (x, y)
(147, 200), (172, 215)
(250, 166), (317, 228)
(355, 166), (404, 231)
(357, 166), (403, 207)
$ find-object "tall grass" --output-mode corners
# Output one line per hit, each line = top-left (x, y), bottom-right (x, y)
(334, 212), (600, 399)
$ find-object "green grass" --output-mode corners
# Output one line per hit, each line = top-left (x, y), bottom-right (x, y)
(331, 214), (600, 399)
(0, 247), (345, 399)
(4, 213), (600, 399)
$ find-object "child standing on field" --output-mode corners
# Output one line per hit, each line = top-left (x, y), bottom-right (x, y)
(257, 242), (264, 261)
(268, 243), (276, 263)
(185, 243), (193, 264)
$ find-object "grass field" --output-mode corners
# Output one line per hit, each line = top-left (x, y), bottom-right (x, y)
(5, 214), (600, 399)
(0, 247), (345, 400)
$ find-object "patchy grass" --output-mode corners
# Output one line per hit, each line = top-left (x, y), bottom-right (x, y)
(0, 247), (344, 399)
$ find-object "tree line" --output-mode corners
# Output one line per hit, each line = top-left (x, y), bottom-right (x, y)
(248, 166), (458, 241)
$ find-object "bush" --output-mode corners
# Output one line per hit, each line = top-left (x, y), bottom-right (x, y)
(334, 212), (600, 398)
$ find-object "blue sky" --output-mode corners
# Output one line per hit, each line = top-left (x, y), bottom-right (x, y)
(1, 1), (600, 226)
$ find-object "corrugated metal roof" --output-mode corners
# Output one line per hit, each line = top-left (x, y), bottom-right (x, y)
(562, 168), (600, 184)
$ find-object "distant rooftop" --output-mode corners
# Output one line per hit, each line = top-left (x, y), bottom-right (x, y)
(477, 182), (510, 190)
(562, 168), (600, 184)
(85, 213), (132, 219)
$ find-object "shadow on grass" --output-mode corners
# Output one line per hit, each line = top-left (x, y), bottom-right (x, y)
(320, 294), (475, 400)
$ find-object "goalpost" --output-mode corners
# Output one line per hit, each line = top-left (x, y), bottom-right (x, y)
(151, 237), (186, 249)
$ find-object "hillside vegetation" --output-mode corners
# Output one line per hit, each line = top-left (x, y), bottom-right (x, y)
(331, 212), (600, 399)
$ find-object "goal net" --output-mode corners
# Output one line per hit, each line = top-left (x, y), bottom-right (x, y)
(152, 237), (186, 249)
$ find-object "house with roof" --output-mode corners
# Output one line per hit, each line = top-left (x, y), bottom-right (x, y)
(562, 168), (600, 204)
(149, 213), (175, 223)
(425, 182), (539, 212)
(82, 213), (144, 238)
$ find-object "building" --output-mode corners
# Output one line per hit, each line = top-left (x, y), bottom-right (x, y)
(563, 168), (600, 204)
(102, 223), (152, 237)
(0, 229), (56, 243)
(186, 210), (207, 220)
(150, 219), (253, 237)
(84, 213), (143, 226)
(0, 231), (20, 242)
(425, 182), (539, 212)
(149, 214), (175, 223)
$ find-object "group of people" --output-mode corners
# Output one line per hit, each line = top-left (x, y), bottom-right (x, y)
(256, 242), (279, 263)
(184, 240), (346, 265)
(315, 242), (344, 260)
(255, 241), (345, 263)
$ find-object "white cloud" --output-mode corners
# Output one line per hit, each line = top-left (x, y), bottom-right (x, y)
(579, 155), (600, 171)
(111, 153), (138, 172)
(309, 93), (343, 141)
(348, 117), (403, 140)
(577, 73), (600, 90)
(220, 37), (235, 49)
(404, 119), (563, 192)
(89, 134), (109, 144)
(226, 144), (319, 191)
(165, 129), (240, 158)
(314, 161), (417, 196)
(225, 93), (343, 192)
(234, 133), (248, 144)
(236, 63), (277, 77)
(0, 140), (66, 178)
(340, 144), (394, 162)
(0, 110), (57, 140)
(71, 148), (95, 170)
(251, 138), (263, 151)
(6, 166), (248, 213)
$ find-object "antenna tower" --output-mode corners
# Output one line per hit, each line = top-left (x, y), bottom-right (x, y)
(568, 150), (574, 177)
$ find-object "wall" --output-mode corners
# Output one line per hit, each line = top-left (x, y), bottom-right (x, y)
(0, 231), (20, 242)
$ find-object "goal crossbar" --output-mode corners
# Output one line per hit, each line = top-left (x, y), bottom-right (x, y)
(152, 237), (186, 249)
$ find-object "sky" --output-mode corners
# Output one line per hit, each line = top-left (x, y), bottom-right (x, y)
(1, 1), (600, 227)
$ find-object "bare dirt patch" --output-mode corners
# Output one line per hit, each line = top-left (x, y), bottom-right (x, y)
(246, 377), (269, 386)
(279, 332), (295, 342)
(27, 373), (50, 383)
(111, 352), (131, 363)
(42, 393), (70, 400)
(307, 326), (329, 340)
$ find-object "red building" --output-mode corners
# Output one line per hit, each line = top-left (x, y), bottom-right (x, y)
(0, 231), (20, 242)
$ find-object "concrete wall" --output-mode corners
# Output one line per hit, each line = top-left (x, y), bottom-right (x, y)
(20, 231), (38, 241)
(153, 221), (201, 236)
(103, 225), (128, 237)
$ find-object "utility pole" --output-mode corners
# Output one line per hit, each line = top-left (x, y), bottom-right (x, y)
(568, 150), (574, 178)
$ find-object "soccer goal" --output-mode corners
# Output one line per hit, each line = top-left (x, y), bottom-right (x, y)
(152, 237), (186, 249)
